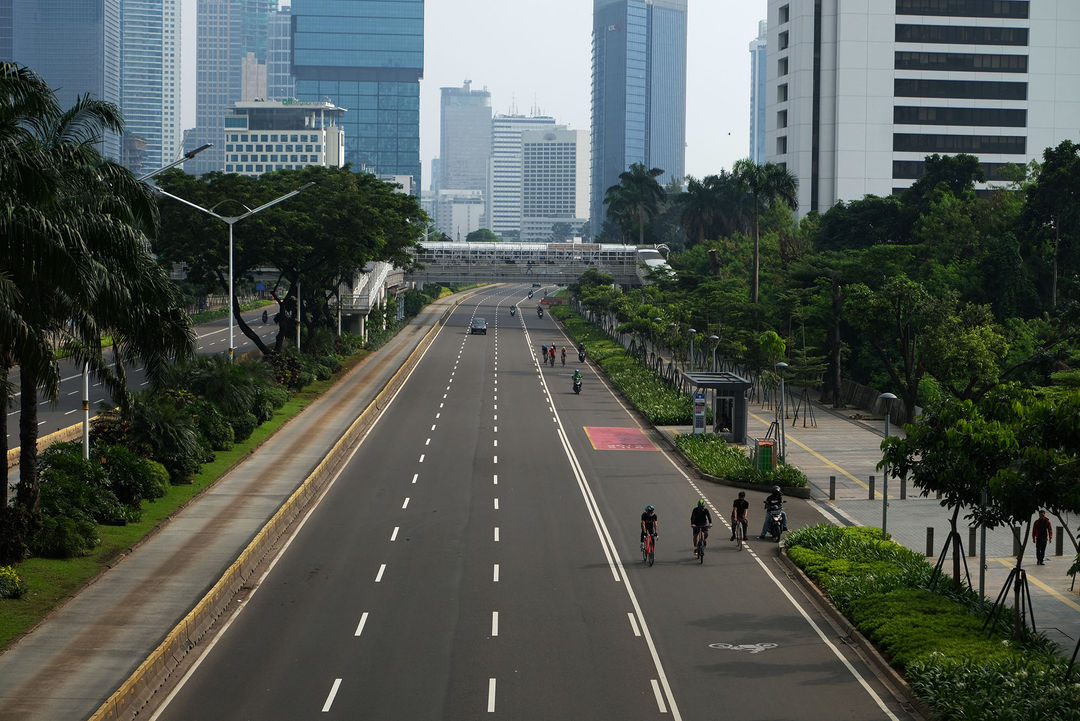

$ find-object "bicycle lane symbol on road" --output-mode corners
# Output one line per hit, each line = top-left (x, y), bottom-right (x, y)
(709, 642), (778, 654)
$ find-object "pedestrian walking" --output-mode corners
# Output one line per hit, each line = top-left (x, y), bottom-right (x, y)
(1033, 510), (1053, 565)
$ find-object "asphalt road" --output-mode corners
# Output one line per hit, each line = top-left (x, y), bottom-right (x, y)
(5, 309), (281, 449)
(151, 286), (913, 721)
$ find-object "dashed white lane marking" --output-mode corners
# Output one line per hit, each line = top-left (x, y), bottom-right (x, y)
(443, 394), (447, 399)
(402, 498), (410, 510)
(493, 498), (499, 510)
(493, 439), (498, 447)
(492, 564), (500, 582)
(439, 403), (444, 409)
(493, 425), (498, 433)
(430, 424), (436, 431)
(436, 412), (441, 418)
(493, 455), (498, 464)
(491, 612), (499, 637)
(425, 438), (431, 445)
(390, 527), (399, 542)
(321, 679), (342, 713)
(628, 613), (642, 637)
(494, 404), (498, 410)
(493, 414), (498, 421)
(375, 565), (386, 583)
(493, 474), (498, 485)
(494, 527), (500, 542)
(411, 473), (418, 484)
(64, 409), (78, 415)
(651, 680), (667, 713)
(419, 454), (425, 463)
(487, 678), (497, 713)
(354, 612), (369, 637)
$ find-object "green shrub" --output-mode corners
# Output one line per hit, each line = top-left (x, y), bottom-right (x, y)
(98, 444), (165, 506)
(188, 399), (234, 452)
(228, 411), (258, 443)
(39, 443), (132, 525)
(675, 434), (809, 487)
(313, 362), (332, 381)
(0, 565), (24, 599)
(297, 370), (314, 388)
(260, 385), (289, 410)
(142, 459), (170, 499)
(32, 515), (99, 558)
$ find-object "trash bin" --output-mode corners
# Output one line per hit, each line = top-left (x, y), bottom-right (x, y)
(754, 439), (776, 473)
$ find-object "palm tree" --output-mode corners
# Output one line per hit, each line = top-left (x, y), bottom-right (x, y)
(731, 159), (798, 303)
(604, 163), (666, 246)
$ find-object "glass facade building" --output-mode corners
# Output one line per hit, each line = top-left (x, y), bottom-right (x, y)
(291, 0), (424, 185)
(267, 7), (295, 101)
(749, 20), (767, 164)
(590, 0), (686, 229)
(3, 0), (122, 160)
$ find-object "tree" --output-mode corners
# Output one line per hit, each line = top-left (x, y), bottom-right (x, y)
(604, 163), (666, 246)
(731, 159), (798, 304)
(1022, 140), (1080, 310)
(466, 228), (499, 243)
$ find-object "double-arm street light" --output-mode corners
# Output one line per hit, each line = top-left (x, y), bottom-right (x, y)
(155, 181), (315, 360)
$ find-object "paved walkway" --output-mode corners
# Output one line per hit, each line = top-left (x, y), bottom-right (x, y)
(748, 398), (1080, 655)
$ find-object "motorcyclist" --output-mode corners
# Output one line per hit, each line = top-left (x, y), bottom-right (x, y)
(641, 505), (658, 549)
(262, 309), (268, 324)
(572, 369), (582, 383)
(690, 499), (712, 555)
(510, 305), (516, 316)
(759, 485), (788, 539)
(577, 344), (586, 361)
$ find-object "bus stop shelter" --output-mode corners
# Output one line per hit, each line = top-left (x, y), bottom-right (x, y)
(680, 371), (752, 443)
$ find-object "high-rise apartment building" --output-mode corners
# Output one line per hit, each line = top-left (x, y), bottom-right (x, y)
(590, 0), (687, 230)
(749, 19), (768, 164)
(188, 0), (275, 175)
(267, 6), (295, 101)
(3, 0), (122, 160)
(489, 113), (557, 238)
(120, 0), (182, 174)
(439, 81), (492, 199)
(521, 127), (590, 243)
(767, 0), (1080, 215)
(291, 0), (423, 185)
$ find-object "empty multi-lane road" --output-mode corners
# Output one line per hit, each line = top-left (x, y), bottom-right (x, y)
(149, 286), (912, 720)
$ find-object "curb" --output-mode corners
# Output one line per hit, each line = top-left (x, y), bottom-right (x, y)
(776, 545), (931, 721)
(88, 294), (474, 721)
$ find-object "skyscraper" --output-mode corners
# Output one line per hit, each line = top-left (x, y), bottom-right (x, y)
(291, 0), (424, 185)
(3, 0), (122, 160)
(590, 0), (687, 231)
(189, 0), (275, 175)
(489, 113), (557, 238)
(267, 6), (295, 101)
(521, 127), (590, 243)
(749, 19), (767, 164)
(767, 0), (1080, 214)
(439, 81), (491, 207)
(120, 0), (182, 174)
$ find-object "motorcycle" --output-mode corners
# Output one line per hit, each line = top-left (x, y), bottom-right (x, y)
(528, 291), (533, 299)
(509, 306), (516, 316)
(572, 377), (582, 394)
(577, 350), (586, 362)
(537, 307), (544, 318)
(765, 500), (785, 541)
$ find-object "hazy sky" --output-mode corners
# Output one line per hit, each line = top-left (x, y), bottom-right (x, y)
(182, 1), (767, 183)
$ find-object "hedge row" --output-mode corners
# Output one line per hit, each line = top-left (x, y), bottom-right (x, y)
(785, 524), (1080, 720)
(675, 433), (808, 488)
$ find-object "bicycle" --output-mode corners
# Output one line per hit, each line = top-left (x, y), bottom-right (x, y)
(694, 524), (710, 563)
(642, 532), (656, 566)
(732, 515), (746, 551)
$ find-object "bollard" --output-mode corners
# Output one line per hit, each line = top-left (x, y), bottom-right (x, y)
(1057, 529), (1064, 557)
(829, 475), (836, 501)
(900, 476), (906, 500)
(869, 475), (875, 501)
(936, 489), (942, 500)
(1012, 527), (1021, 556)
(968, 527), (977, 557)
(926, 527), (934, 557)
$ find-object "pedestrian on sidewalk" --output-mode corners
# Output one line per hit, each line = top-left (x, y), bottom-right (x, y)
(1033, 510), (1053, 565)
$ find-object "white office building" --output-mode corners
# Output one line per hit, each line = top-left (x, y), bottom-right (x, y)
(435, 189), (485, 241)
(489, 113), (557, 239)
(224, 99), (345, 176)
(520, 127), (590, 243)
(766, 0), (1080, 215)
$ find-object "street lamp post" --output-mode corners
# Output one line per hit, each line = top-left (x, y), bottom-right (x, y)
(709, 334), (719, 372)
(775, 361), (788, 462)
(879, 392), (898, 539)
(155, 181), (314, 360)
(688, 328), (697, 371)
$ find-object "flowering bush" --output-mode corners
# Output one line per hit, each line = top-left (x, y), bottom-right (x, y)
(0, 565), (24, 599)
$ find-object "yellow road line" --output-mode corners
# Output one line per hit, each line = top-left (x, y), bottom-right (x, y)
(989, 558), (1080, 612)
(748, 411), (871, 491)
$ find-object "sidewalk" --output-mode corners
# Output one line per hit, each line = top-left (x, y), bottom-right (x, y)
(0, 297), (462, 721)
(753, 399), (1079, 655)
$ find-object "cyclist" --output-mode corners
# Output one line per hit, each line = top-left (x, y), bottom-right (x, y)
(759, 485), (788, 539)
(690, 499), (712, 555)
(730, 491), (749, 541)
(561, 347), (567, 365)
(541, 343), (547, 361)
(641, 505), (658, 550)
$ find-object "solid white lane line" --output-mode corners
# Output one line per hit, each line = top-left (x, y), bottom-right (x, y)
(411, 473), (418, 484)
(493, 498), (499, 510)
(402, 498), (410, 509)
(494, 527), (500, 542)
(487, 678), (496, 713)
(628, 613), (642, 637)
(354, 612), (369, 637)
(322, 679), (342, 712)
(390, 527), (399, 541)
(375, 564), (386, 583)
(419, 454), (425, 463)
(492, 564), (499, 582)
(491, 612), (499, 637)
(651, 680), (668, 713)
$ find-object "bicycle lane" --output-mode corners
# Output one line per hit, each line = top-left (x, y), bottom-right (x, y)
(545, 351), (914, 720)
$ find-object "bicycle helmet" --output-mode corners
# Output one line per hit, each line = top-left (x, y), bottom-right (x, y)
(645, 505), (655, 512)
(697, 499), (706, 507)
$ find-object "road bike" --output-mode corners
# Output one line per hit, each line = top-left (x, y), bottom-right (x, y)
(694, 524), (710, 564)
(642, 532), (656, 566)
(732, 515), (746, 551)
